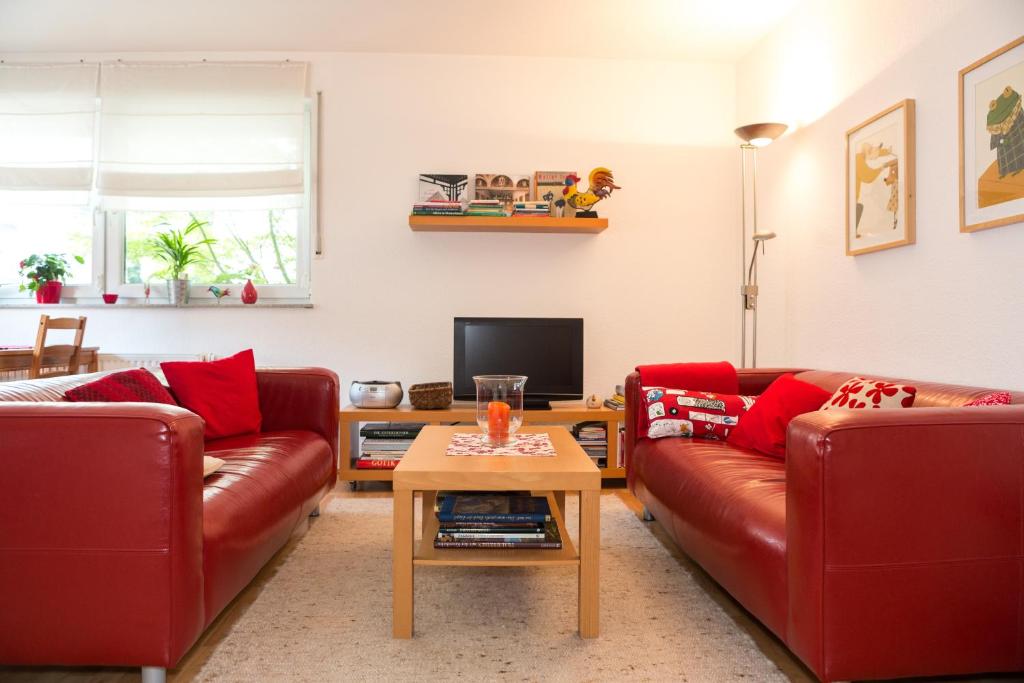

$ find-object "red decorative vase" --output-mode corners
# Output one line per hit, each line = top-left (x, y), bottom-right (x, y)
(35, 281), (63, 304)
(241, 279), (258, 305)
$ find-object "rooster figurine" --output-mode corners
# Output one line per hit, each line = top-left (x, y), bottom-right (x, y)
(208, 286), (231, 303)
(561, 167), (621, 217)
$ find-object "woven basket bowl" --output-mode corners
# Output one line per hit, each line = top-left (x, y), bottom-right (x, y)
(408, 381), (453, 410)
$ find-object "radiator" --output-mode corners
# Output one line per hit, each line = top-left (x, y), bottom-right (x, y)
(0, 353), (211, 382)
(98, 353), (210, 371)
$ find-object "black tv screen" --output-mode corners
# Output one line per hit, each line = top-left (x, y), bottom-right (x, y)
(453, 317), (583, 406)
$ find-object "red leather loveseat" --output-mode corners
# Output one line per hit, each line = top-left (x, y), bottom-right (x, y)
(625, 367), (1024, 682)
(0, 368), (338, 682)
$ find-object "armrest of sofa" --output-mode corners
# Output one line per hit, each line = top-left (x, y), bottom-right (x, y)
(0, 402), (205, 668)
(257, 367), (340, 459)
(624, 371), (642, 490)
(785, 407), (1024, 681)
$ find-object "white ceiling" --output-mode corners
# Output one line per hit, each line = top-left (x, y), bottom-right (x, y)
(0, 0), (799, 62)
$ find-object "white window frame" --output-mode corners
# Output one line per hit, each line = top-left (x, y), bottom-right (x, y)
(103, 99), (315, 302)
(3, 98), (316, 303)
(0, 208), (106, 300)
(104, 195), (312, 302)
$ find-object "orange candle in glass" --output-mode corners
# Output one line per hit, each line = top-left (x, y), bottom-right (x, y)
(487, 400), (510, 443)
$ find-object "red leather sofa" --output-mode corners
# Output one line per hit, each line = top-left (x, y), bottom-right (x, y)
(0, 368), (338, 682)
(625, 367), (1024, 682)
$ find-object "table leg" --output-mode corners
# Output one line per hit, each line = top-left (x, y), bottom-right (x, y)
(554, 490), (566, 519)
(421, 490), (437, 537)
(578, 489), (600, 638)
(393, 488), (414, 638)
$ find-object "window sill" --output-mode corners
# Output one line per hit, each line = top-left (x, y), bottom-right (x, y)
(0, 300), (313, 309)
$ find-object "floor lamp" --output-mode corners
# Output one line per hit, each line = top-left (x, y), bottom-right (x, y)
(735, 122), (787, 369)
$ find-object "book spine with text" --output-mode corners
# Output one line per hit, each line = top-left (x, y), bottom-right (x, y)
(355, 459), (400, 469)
(437, 512), (552, 524)
(360, 430), (421, 439)
(433, 540), (562, 549)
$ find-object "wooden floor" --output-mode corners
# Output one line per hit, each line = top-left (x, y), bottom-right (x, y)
(1, 484), (1019, 683)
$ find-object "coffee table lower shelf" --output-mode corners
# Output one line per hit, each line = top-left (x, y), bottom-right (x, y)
(415, 492), (578, 567)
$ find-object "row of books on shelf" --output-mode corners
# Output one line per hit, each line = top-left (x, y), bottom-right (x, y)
(413, 199), (552, 218)
(355, 420), (624, 471)
(571, 420), (625, 469)
(433, 491), (562, 549)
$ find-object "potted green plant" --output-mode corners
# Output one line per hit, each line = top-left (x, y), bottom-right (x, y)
(18, 253), (84, 304)
(149, 217), (215, 305)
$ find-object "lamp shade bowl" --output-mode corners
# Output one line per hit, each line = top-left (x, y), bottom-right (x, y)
(734, 122), (788, 146)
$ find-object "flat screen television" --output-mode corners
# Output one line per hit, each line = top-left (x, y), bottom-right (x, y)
(453, 317), (583, 409)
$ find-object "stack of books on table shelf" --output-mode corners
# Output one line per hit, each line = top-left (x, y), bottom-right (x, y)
(573, 421), (608, 468)
(412, 200), (464, 216)
(465, 199), (506, 217)
(512, 200), (549, 216)
(604, 385), (626, 411)
(433, 492), (562, 549)
(356, 422), (425, 470)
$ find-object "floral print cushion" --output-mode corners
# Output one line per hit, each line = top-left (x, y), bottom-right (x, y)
(821, 377), (917, 410)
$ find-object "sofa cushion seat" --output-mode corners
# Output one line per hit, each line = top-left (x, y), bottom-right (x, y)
(201, 429), (334, 625)
(633, 437), (788, 637)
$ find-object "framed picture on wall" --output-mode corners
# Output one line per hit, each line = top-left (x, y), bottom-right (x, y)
(959, 35), (1024, 233)
(846, 99), (916, 256)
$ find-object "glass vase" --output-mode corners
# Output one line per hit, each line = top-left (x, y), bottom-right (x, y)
(473, 375), (527, 447)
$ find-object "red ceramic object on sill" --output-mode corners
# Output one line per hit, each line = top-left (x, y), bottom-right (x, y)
(102, 293), (119, 304)
(240, 279), (258, 305)
(35, 281), (63, 304)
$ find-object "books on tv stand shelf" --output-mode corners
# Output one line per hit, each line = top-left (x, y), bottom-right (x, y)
(339, 403), (626, 487)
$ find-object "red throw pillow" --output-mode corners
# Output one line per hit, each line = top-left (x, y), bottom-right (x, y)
(727, 373), (831, 459)
(964, 391), (1011, 406)
(821, 377), (916, 410)
(161, 349), (262, 440)
(64, 368), (178, 405)
(642, 386), (756, 440)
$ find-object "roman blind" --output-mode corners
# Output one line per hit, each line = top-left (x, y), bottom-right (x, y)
(0, 63), (99, 198)
(97, 61), (308, 206)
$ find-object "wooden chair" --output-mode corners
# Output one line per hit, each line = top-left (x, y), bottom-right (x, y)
(30, 315), (88, 379)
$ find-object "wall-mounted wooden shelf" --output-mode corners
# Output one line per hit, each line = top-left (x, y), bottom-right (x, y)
(408, 215), (608, 234)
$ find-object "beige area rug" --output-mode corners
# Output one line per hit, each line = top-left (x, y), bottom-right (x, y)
(195, 494), (786, 682)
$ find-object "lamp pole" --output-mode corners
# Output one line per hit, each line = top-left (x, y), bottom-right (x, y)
(734, 122), (787, 369)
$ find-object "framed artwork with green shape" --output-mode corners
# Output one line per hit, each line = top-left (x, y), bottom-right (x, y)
(846, 99), (916, 256)
(959, 34), (1024, 233)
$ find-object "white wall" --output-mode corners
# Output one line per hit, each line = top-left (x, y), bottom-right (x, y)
(737, 0), (1024, 388)
(0, 52), (739, 397)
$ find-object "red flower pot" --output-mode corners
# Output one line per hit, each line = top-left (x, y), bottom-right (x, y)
(240, 279), (258, 305)
(35, 281), (63, 304)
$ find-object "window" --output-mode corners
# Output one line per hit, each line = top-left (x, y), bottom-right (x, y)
(0, 61), (314, 303)
(110, 203), (310, 298)
(0, 204), (100, 295)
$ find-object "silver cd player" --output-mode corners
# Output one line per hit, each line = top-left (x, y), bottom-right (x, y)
(349, 380), (404, 408)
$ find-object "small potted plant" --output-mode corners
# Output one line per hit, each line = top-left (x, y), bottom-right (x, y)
(18, 253), (84, 304)
(149, 217), (215, 305)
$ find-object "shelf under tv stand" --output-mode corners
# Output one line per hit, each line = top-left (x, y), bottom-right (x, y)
(339, 403), (625, 487)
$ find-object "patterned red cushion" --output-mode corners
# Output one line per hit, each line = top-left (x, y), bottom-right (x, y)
(642, 386), (755, 440)
(64, 368), (178, 405)
(964, 391), (1012, 406)
(821, 377), (916, 410)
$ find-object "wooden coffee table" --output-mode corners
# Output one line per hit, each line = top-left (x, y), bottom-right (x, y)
(391, 425), (601, 639)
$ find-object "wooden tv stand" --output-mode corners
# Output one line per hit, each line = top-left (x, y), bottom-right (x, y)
(339, 403), (625, 488)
